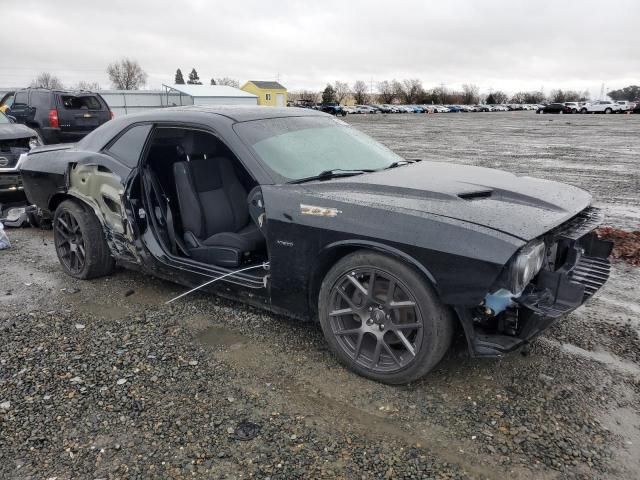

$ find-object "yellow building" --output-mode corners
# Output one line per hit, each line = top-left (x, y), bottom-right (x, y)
(241, 81), (287, 107)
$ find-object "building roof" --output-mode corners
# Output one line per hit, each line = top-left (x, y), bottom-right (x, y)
(164, 84), (257, 98)
(246, 81), (286, 90)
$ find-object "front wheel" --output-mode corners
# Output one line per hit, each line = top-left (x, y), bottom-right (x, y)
(318, 251), (454, 384)
(581, 108), (588, 114)
(604, 108), (612, 114)
(53, 199), (115, 279)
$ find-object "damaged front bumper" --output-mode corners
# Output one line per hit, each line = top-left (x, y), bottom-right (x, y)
(463, 208), (614, 357)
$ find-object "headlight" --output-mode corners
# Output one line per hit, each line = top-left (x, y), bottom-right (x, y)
(508, 239), (546, 294)
(28, 137), (40, 150)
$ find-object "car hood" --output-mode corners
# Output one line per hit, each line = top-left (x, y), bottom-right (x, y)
(0, 124), (37, 141)
(303, 161), (592, 241)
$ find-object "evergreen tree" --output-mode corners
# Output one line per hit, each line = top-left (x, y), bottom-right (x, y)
(322, 84), (337, 104)
(485, 93), (496, 104)
(174, 69), (185, 85)
(187, 68), (202, 85)
(210, 78), (217, 85)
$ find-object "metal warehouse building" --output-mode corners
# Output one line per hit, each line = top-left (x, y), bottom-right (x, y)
(100, 85), (258, 116)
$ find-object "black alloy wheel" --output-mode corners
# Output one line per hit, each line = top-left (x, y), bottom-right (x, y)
(53, 200), (115, 279)
(55, 209), (86, 275)
(318, 251), (454, 384)
(328, 268), (423, 373)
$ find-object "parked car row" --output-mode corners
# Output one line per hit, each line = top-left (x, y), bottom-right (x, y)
(311, 100), (639, 116)
(536, 100), (638, 114)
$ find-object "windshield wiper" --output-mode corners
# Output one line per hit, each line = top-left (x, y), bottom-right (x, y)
(384, 159), (415, 169)
(288, 168), (374, 184)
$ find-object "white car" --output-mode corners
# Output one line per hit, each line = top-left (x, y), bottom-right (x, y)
(563, 102), (580, 113)
(432, 105), (450, 113)
(580, 100), (621, 114)
(616, 101), (633, 112)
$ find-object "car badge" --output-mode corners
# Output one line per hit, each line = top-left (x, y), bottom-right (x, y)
(300, 204), (342, 217)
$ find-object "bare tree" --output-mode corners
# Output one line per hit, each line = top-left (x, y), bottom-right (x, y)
(377, 80), (396, 104)
(107, 58), (147, 90)
(75, 81), (101, 91)
(215, 77), (240, 88)
(352, 80), (369, 105)
(334, 81), (350, 104)
(462, 84), (479, 105)
(492, 90), (508, 104)
(30, 72), (64, 89)
(289, 90), (319, 104)
(397, 79), (424, 104)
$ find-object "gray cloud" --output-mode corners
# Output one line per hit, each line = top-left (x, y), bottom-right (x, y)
(1, 0), (638, 96)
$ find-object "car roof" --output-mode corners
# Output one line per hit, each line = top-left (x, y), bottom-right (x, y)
(145, 105), (327, 122)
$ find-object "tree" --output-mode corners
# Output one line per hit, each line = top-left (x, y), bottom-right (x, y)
(397, 79), (424, 104)
(492, 90), (508, 104)
(292, 90), (319, 104)
(30, 72), (63, 89)
(106, 58), (147, 90)
(462, 84), (479, 105)
(377, 80), (396, 104)
(321, 84), (337, 104)
(485, 93), (496, 104)
(607, 85), (640, 101)
(75, 81), (100, 91)
(187, 68), (202, 85)
(210, 78), (216, 85)
(352, 80), (369, 105)
(334, 81), (350, 104)
(215, 77), (240, 88)
(175, 69), (185, 85)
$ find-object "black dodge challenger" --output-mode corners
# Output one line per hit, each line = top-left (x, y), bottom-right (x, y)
(19, 106), (612, 384)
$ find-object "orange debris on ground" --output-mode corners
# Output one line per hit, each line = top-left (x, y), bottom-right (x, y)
(596, 227), (640, 266)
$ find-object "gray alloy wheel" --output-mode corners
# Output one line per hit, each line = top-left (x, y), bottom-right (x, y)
(53, 200), (114, 279)
(318, 251), (454, 384)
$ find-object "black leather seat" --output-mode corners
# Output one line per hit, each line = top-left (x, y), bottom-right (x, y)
(173, 155), (264, 267)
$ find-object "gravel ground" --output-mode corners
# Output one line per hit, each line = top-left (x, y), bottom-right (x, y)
(1, 112), (639, 479)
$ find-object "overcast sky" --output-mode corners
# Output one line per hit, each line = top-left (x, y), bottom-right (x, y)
(1, 0), (638, 97)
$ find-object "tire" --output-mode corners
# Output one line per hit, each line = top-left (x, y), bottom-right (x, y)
(572, 108), (577, 114)
(53, 199), (115, 279)
(318, 251), (454, 384)
(581, 108), (588, 114)
(604, 108), (612, 114)
(559, 110), (564, 114)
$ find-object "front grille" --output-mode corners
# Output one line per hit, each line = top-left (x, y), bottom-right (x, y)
(552, 206), (604, 240)
(569, 254), (610, 300)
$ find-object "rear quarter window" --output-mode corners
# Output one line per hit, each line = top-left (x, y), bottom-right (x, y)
(60, 95), (104, 110)
(105, 124), (152, 167)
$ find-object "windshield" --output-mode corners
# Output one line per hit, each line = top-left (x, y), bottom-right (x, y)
(0, 112), (10, 124)
(234, 116), (404, 182)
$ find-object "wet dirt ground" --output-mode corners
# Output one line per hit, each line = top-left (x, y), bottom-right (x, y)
(1, 112), (639, 479)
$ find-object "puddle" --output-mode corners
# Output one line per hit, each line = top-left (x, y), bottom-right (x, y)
(197, 325), (247, 348)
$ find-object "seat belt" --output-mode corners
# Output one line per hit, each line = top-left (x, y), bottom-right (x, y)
(144, 168), (190, 257)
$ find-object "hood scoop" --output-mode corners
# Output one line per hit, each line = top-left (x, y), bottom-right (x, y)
(458, 190), (493, 201)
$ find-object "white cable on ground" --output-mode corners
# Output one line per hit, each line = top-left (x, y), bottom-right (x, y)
(165, 262), (269, 304)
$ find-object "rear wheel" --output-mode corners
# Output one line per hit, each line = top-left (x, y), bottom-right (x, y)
(318, 251), (454, 384)
(604, 108), (612, 114)
(581, 108), (588, 114)
(53, 200), (114, 279)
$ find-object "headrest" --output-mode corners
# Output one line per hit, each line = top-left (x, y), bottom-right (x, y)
(182, 131), (217, 158)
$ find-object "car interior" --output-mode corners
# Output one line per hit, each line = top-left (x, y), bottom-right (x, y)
(141, 127), (266, 268)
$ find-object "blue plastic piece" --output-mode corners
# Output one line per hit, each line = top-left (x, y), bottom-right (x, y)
(484, 289), (516, 315)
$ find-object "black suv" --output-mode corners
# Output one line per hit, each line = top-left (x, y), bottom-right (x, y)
(9, 88), (112, 144)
